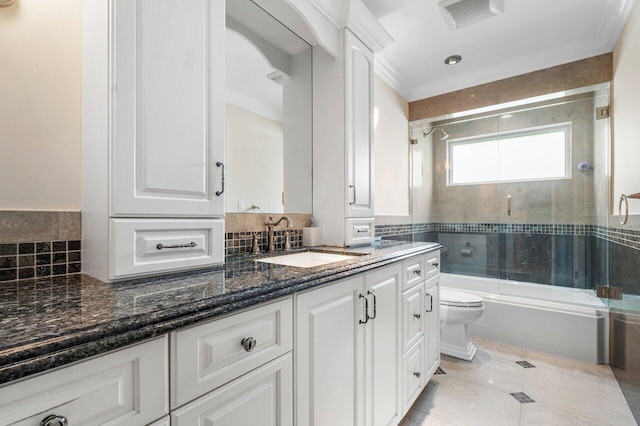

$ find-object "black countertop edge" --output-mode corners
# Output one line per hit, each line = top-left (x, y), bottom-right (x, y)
(0, 243), (440, 385)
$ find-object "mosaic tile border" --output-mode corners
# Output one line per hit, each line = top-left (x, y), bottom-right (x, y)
(376, 223), (592, 237)
(377, 222), (640, 251)
(225, 230), (303, 256)
(0, 240), (82, 282)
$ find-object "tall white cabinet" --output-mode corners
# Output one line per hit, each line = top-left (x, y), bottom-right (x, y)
(83, 0), (225, 282)
(313, 29), (375, 247)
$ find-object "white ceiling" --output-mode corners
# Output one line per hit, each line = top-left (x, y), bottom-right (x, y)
(366, 0), (635, 101)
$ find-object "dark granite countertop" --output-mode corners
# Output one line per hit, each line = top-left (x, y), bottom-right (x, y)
(0, 241), (440, 385)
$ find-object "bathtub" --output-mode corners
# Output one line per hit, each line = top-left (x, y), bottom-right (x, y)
(440, 273), (609, 364)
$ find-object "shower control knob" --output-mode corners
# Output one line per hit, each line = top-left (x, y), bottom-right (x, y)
(413, 371), (421, 378)
(414, 313), (421, 319)
(241, 337), (257, 352)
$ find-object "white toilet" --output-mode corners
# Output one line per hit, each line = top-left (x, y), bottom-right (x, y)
(440, 289), (485, 361)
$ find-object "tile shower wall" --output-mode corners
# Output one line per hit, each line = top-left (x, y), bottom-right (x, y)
(377, 222), (640, 292)
(0, 211), (82, 283)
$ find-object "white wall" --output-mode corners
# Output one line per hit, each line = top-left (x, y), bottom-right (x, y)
(613, 0), (640, 222)
(0, 0), (82, 211)
(374, 75), (410, 216)
(225, 103), (284, 214)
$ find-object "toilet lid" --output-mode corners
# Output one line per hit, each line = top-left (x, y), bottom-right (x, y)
(440, 289), (484, 308)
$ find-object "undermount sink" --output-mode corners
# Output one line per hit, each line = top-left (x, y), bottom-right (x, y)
(255, 251), (357, 268)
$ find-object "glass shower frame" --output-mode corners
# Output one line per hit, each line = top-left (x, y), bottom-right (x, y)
(409, 83), (612, 295)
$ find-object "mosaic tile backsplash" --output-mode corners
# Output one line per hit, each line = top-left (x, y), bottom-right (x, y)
(0, 240), (81, 282)
(225, 229), (303, 256)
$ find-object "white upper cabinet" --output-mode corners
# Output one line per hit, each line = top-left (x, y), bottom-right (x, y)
(345, 29), (374, 218)
(111, 0), (225, 217)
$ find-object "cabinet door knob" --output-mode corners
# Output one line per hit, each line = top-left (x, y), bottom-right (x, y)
(241, 337), (257, 352)
(413, 313), (421, 319)
(432, 262), (439, 268)
(413, 371), (421, 378)
(413, 269), (421, 275)
(41, 415), (68, 426)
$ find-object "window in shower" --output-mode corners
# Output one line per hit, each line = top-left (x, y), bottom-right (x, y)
(447, 122), (571, 185)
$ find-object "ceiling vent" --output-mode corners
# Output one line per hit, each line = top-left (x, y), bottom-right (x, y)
(438, 0), (505, 31)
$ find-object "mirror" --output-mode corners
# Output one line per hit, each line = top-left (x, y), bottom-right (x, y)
(225, 0), (312, 214)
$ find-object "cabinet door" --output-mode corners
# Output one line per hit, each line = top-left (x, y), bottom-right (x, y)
(344, 29), (374, 218)
(365, 265), (402, 426)
(112, 0), (225, 217)
(296, 276), (366, 426)
(424, 277), (441, 379)
(171, 354), (293, 426)
(402, 282), (424, 355)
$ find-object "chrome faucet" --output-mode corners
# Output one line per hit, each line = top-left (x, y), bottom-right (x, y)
(266, 215), (294, 252)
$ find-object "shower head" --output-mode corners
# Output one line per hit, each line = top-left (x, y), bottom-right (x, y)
(423, 127), (449, 140)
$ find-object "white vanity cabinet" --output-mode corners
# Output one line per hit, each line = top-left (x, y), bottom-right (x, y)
(0, 337), (169, 426)
(313, 29), (375, 247)
(82, 0), (226, 282)
(296, 263), (416, 426)
(400, 252), (442, 409)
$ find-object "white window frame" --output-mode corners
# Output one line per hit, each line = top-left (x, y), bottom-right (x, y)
(446, 122), (572, 186)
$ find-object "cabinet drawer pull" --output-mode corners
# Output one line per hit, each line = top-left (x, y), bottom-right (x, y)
(367, 290), (377, 320)
(156, 241), (197, 250)
(241, 337), (257, 352)
(413, 313), (421, 319)
(432, 262), (439, 268)
(349, 184), (356, 205)
(413, 269), (421, 275)
(216, 161), (225, 196)
(426, 293), (433, 312)
(41, 415), (68, 426)
(413, 371), (421, 378)
(359, 294), (369, 324)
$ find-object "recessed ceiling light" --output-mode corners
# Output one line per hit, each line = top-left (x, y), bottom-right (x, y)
(444, 55), (462, 65)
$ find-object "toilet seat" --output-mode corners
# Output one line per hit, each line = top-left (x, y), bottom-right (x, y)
(440, 289), (483, 308)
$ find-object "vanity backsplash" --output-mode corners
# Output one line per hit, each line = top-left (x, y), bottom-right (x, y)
(0, 211), (312, 282)
(0, 211), (82, 282)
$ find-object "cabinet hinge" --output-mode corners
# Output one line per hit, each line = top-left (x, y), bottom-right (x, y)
(596, 285), (622, 300)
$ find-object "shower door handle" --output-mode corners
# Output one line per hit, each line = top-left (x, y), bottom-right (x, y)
(507, 195), (512, 217)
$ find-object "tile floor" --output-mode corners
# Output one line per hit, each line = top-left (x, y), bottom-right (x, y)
(401, 338), (638, 426)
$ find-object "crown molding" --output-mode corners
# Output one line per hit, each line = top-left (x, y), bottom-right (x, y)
(346, 0), (394, 53)
(598, 0), (636, 51)
(374, 54), (413, 100)
(410, 39), (614, 101)
(226, 89), (283, 123)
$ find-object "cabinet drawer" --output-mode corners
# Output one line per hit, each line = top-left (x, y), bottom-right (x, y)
(0, 337), (168, 426)
(110, 218), (224, 279)
(172, 353), (293, 426)
(402, 283), (424, 355)
(171, 298), (293, 408)
(424, 251), (440, 281)
(345, 217), (375, 246)
(403, 256), (425, 290)
(403, 338), (424, 411)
